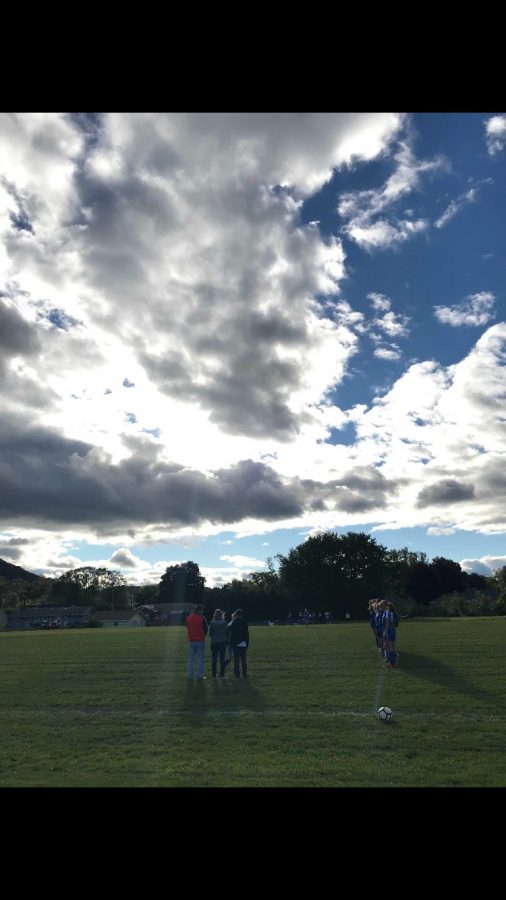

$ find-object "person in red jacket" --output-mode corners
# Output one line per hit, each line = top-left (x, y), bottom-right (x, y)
(186, 604), (208, 681)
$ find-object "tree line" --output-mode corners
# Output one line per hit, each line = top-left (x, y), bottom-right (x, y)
(2, 531), (506, 620)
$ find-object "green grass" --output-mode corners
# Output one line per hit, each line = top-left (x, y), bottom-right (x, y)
(1, 618), (505, 786)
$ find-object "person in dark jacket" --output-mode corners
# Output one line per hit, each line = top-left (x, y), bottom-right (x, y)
(227, 608), (249, 679)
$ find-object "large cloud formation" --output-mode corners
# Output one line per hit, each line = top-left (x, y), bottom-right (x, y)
(1, 113), (505, 581)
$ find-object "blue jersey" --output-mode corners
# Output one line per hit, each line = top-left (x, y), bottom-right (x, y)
(383, 609), (396, 641)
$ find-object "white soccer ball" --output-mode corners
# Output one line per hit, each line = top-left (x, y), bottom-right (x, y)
(378, 706), (393, 722)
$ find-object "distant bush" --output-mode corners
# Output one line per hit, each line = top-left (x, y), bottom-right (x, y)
(428, 590), (499, 617)
(496, 594), (506, 616)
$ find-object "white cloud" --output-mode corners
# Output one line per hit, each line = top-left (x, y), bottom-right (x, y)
(2, 113), (403, 469)
(481, 555), (506, 571)
(363, 292), (410, 354)
(45, 554), (84, 570)
(374, 345), (402, 361)
(460, 556), (506, 575)
(459, 559), (492, 575)
(434, 188), (476, 228)
(372, 310), (410, 338)
(434, 291), (495, 327)
(344, 217), (429, 251)
(484, 115), (506, 156)
(367, 292), (391, 312)
(341, 322), (506, 533)
(338, 137), (446, 250)
(220, 555), (266, 567)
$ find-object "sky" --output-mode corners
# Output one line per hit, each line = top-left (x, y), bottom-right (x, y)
(1, 111), (506, 587)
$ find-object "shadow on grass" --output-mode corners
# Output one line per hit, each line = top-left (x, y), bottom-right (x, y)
(399, 650), (495, 704)
(178, 674), (266, 720)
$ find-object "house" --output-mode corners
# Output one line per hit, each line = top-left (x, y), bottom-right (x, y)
(6, 606), (93, 630)
(130, 605), (160, 626)
(132, 602), (190, 626)
(94, 609), (139, 628)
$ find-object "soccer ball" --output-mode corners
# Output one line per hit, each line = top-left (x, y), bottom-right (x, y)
(378, 706), (393, 722)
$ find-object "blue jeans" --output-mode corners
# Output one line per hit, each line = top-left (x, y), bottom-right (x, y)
(187, 641), (205, 679)
(211, 641), (227, 676)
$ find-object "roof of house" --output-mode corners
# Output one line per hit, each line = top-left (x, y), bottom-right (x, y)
(137, 602), (190, 612)
(12, 606), (93, 618)
(94, 609), (135, 621)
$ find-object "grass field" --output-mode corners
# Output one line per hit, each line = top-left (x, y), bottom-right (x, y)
(1, 617), (505, 787)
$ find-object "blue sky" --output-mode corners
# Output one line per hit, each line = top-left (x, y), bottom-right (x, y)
(1, 112), (505, 584)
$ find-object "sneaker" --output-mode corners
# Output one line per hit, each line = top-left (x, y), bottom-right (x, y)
(196, 676), (206, 681)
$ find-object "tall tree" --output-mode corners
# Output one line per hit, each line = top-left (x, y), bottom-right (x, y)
(158, 561), (205, 606)
(492, 565), (506, 594)
(0, 576), (51, 609)
(50, 567), (128, 608)
(134, 584), (159, 606)
(403, 561), (440, 605)
(430, 556), (465, 596)
(385, 547), (428, 598)
(463, 571), (489, 591)
(278, 531), (388, 618)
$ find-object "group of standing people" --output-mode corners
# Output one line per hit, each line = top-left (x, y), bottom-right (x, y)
(186, 605), (249, 681)
(368, 598), (399, 668)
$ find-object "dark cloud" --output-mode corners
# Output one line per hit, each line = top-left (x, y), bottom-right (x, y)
(141, 342), (304, 440)
(65, 113), (103, 153)
(0, 537), (29, 561)
(474, 460), (506, 495)
(74, 173), (181, 318)
(0, 300), (40, 357)
(0, 547), (21, 560)
(416, 479), (475, 507)
(0, 367), (57, 411)
(2, 176), (35, 235)
(109, 549), (137, 567)
(301, 466), (399, 513)
(9, 211), (34, 233)
(0, 416), (400, 533)
(0, 416), (301, 530)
